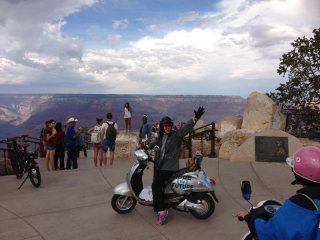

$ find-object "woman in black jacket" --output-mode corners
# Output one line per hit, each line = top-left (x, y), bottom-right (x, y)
(147, 107), (205, 225)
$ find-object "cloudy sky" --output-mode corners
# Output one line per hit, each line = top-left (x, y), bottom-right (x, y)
(0, 0), (319, 97)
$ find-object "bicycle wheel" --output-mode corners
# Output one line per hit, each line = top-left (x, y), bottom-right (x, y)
(29, 167), (41, 188)
(10, 155), (24, 178)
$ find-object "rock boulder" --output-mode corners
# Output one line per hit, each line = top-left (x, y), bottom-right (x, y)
(105, 131), (139, 159)
(298, 138), (320, 148)
(218, 129), (256, 160)
(216, 116), (243, 139)
(230, 127), (303, 162)
(241, 92), (286, 131)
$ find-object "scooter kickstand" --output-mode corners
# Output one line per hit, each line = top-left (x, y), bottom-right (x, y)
(18, 173), (29, 189)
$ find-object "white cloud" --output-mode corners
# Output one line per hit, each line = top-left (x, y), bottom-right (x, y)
(146, 25), (158, 31)
(107, 34), (122, 44)
(112, 19), (129, 29)
(138, 29), (144, 33)
(0, 0), (97, 73)
(135, 18), (158, 23)
(178, 12), (199, 22)
(0, 0), (319, 97)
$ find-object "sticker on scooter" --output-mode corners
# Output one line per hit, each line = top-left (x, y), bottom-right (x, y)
(172, 175), (194, 191)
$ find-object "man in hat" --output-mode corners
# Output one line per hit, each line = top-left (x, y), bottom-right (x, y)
(139, 114), (151, 148)
(65, 117), (81, 169)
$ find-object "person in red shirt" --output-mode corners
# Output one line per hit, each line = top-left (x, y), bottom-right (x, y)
(54, 122), (65, 170)
(45, 119), (56, 172)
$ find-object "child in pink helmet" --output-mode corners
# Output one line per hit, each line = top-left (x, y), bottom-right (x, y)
(237, 146), (320, 240)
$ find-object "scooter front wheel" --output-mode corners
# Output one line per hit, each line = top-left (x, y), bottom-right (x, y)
(112, 195), (137, 214)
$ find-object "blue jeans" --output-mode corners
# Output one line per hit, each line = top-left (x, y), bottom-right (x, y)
(66, 141), (77, 169)
(102, 139), (115, 152)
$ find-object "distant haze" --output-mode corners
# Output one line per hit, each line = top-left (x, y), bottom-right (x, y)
(0, 94), (246, 139)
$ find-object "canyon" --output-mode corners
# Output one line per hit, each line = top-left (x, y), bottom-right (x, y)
(0, 94), (247, 140)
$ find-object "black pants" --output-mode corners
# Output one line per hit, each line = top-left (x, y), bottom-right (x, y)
(54, 143), (65, 170)
(152, 170), (174, 212)
(77, 145), (87, 157)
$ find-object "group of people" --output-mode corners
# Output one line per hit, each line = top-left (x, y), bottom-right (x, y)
(40, 118), (87, 171)
(87, 113), (119, 167)
(40, 120), (66, 171)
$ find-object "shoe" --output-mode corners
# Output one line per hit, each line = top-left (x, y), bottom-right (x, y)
(156, 210), (168, 225)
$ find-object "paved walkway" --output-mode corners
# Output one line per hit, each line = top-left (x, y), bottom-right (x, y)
(0, 150), (300, 240)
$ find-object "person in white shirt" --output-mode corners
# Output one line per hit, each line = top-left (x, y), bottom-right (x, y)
(123, 102), (133, 132)
(101, 113), (119, 166)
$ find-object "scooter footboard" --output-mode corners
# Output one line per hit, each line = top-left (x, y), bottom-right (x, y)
(113, 182), (133, 197)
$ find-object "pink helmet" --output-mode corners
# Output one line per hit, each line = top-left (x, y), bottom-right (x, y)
(286, 146), (320, 183)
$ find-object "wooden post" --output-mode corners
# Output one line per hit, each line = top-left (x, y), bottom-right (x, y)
(188, 136), (192, 158)
(209, 122), (215, 158)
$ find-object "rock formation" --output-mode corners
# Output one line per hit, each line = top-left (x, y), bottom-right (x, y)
(298, 138), (320, 148)
(241, 92), (286, 131)
(216, 116), (243, 139)
(218, 129), (256, 160)
(104, 131), (140, 159)
(229, 128), (303, 162)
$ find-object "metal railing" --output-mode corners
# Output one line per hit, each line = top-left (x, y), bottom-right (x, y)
(179, 122), (217, 159)
(0, 135), (40, 176)
(283, 108), (320, 139)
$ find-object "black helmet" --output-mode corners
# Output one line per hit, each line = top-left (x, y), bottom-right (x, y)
(160, 116), (174, 127)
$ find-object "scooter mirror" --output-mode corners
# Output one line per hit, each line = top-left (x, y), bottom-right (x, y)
(154, 145), (160, 152)
(241, 180), (252, 201)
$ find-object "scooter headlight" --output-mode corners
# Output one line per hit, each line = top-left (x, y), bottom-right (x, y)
(134, 149), (148, 161)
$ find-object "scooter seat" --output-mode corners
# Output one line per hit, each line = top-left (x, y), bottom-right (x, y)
(171, 168), (190, 178)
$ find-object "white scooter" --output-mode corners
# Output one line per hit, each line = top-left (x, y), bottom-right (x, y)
(234, 180), (283, 240)
(111, 147), (219, 219)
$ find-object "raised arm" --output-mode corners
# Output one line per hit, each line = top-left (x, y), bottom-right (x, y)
(87, 127), (95, 135)
(176, 107), (205, 139)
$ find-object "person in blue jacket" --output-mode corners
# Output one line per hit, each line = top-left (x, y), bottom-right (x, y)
(139, 114), (152, 147)
(237, 146), (320, 240)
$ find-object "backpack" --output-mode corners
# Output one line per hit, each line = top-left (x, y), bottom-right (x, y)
(186, 151), (203, 171)
(106, 122), (117, 141)
(91, 126), (101, 144)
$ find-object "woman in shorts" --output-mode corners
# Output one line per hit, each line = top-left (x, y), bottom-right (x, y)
(123, 102), (133, 132)
(88, 118), (104, 166)
(45, 119), (56, 172)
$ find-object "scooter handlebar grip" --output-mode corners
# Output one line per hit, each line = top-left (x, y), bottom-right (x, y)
(238, 216), (245, 221)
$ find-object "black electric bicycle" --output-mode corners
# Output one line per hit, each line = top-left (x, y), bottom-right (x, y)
(2, 135), (41, 188)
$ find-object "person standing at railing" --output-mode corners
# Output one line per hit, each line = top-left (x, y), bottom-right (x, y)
(54, 122), (65, 170)
(45, 119), (56, 172)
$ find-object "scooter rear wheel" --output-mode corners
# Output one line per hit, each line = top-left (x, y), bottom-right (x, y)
(112, 195), (137, 214)
(189, 194), (215, 219)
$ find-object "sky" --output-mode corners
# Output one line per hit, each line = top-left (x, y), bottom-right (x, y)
(0, 0), (319, 98)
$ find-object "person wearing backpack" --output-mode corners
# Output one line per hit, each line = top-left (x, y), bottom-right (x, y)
(88, 118), (104, 167)
(101, 113), (119, 166)
(237, 146), (320, 240)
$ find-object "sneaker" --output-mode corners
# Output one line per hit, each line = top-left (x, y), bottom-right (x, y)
(156, 210), (168, 225)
